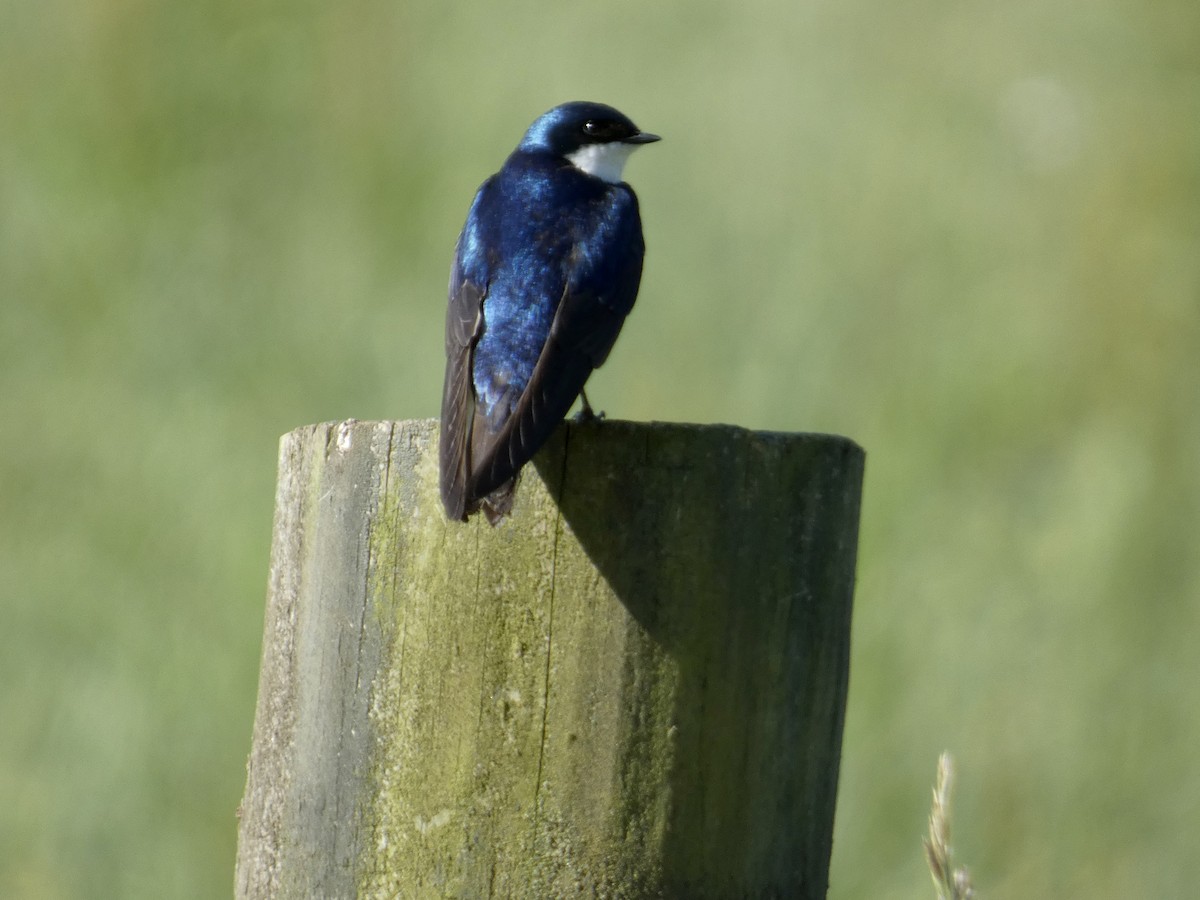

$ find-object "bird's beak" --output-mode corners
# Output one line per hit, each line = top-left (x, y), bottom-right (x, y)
(626, 131), (661, 144)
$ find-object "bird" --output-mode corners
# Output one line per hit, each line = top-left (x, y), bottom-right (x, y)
(439, 101), (659, 524)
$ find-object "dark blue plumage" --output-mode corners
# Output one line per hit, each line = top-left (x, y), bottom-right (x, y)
(440, 102), (659, 523)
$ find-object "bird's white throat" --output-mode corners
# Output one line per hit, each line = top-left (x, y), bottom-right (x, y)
(566, 142), (639, 184)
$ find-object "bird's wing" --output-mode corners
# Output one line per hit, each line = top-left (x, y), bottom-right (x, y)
(439, 243), (487, 521)
(465, 283), (625, 503)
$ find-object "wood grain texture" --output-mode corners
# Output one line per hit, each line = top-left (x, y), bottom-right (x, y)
(236, 418), (864, 899)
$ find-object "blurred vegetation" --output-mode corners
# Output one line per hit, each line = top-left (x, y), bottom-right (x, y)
(2, 0), (1197, 896)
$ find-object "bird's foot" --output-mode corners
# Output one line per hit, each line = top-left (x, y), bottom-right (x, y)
(574, 390), (606, 423)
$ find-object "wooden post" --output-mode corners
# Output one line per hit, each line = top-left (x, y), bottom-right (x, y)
(236, 418), (864, 899)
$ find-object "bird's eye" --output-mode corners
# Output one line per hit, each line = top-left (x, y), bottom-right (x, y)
(582, 121), (603, 136)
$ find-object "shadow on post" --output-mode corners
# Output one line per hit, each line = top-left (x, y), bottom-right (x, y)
(534, 419), (864, 897)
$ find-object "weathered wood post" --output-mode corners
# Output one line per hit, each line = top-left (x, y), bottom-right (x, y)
(236, 418), (863, 899)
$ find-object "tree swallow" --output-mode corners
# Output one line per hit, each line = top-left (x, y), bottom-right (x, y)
(439, 101), (659, 524)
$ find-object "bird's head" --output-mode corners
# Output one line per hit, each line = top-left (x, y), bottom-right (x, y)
(518, 101), (660, 184)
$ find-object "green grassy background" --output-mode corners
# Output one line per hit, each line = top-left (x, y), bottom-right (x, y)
(3, 0), (1197, 896)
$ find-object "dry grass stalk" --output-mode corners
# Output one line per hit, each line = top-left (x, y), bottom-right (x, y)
(923, 752), (976, 900)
